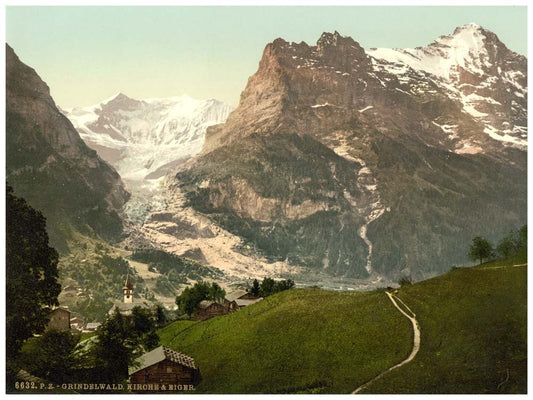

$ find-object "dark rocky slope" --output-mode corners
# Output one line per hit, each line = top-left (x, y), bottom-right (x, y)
(6, 44), (130, 251)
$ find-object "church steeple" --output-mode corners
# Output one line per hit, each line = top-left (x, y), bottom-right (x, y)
(123, 272), (134, 303)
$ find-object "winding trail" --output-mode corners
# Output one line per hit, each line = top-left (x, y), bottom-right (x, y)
(352, 291), (421, 394)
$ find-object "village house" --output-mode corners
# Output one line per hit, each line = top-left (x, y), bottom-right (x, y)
(83, 322), (101, 333)
(195, 290), (262, 321)
(108, 273), (157, 317)
(226, 290), (263, 309)
(69, 316), (86, 333)
(195, 300), (232, 321)
(129, 346), (201, 389)
(47, 307), (71, 331)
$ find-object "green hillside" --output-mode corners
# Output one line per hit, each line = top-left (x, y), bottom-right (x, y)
(363, 258), (527, 394)
(157, 258), (527, 394)
(159, 289), (412, 393)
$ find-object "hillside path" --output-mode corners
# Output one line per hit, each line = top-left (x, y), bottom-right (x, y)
(352, 291), (420, 394)
(479, 263), (527, 270)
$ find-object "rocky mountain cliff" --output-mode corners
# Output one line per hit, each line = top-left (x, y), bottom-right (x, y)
(168, 24), (527, 281)
(6, 44), (130, 251)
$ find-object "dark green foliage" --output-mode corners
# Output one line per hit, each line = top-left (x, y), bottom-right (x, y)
(90, 307), (160, 383)
(248, 277), (295, 297)
(19, 330), (80, 383)
(209, 282), (226, 302)
(91, 309), (133, 383)
(175, 282), (227, 316)
(131, 248), (223, 284)
(155, 305), (168, 327)
(249, 279), (261, 297)
(62, 254), (131, 321)
(497, 233), (518, 259)
(260, 278), (276, 297)
(6, 184), (61, 359)
(497, 225), (527, 258)
(469, 236), (494, 265)
(518, 225), (527, 250)
(131, 307), (153, 336)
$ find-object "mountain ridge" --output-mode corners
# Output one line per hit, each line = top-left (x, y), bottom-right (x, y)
(164, 24), (527, 281)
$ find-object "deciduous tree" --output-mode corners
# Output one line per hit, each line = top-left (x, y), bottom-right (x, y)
(469, 236), (493, 265)
(6, 185), (61, 359)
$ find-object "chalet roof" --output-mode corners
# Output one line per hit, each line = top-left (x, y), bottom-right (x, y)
(17, 369), (45, 384)
(225, 290), (249, 301)
(235, 298), (262, 307)
(85, 322), (101, 329)
(198, 300), (214, 309)
(129, 346), (197, 375)
(123, 272), (133, 290)
(198, 300), (224, 309)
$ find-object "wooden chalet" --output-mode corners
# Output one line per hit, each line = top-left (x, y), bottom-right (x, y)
(83, 322), (101, 332)
(129, 346), (201, 389)
(226, 290), (263, 309)
(194, 290), (263, 321)
(195, 300), (229, 321)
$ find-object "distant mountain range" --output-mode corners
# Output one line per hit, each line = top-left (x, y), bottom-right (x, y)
(64, 94), (232, 182)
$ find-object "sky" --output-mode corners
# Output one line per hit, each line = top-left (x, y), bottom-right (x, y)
(5, 5), (528, 108)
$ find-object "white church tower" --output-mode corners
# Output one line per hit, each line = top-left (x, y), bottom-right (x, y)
(123, 272), (134, 303)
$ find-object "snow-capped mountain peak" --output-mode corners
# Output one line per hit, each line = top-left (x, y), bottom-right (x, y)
(368, 23), (508, 82)
(367, 23), (527, 150)
(63, 94), (233, 182)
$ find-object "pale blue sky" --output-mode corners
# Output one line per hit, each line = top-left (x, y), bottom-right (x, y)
(6, 6), (527, 108)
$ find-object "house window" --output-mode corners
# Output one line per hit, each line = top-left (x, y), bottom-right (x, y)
(166, 367), (173, 373)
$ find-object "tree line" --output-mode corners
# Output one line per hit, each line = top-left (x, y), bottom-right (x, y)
(468, 225), (527, 265)
(175, 277), (295, 317)
(248, 277), (295, 297)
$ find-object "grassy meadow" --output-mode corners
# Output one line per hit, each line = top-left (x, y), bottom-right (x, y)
(158, 288), (412, 393)
(364, 255), (527, 393)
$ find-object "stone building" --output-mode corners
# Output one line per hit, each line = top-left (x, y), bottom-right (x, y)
(47, 307), (71, 331)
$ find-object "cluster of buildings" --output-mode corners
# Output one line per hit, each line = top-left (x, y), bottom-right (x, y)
(196, 290), (262, 321)
(47, 273), (263, 390)
(47, 307), (100, 334)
